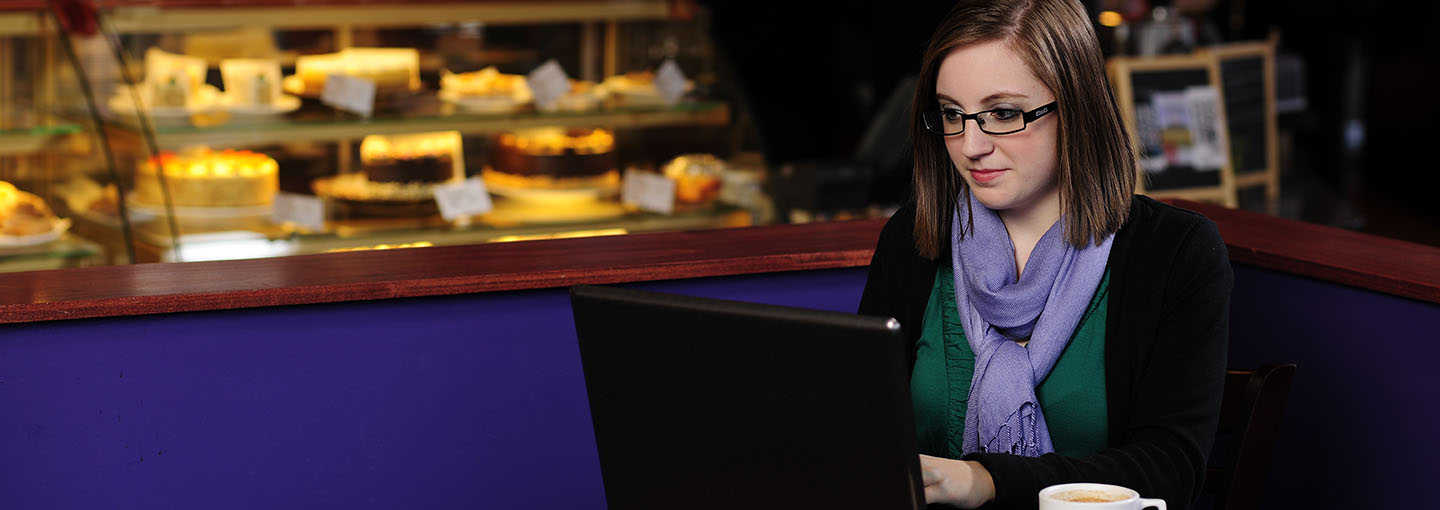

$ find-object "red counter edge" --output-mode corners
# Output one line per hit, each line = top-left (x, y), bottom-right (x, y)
(2, 199), (1437, 324)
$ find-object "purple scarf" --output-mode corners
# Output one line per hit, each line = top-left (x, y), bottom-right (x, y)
(951, 192), (1112, 456)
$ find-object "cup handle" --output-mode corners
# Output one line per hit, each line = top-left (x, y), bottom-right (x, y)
(1139, 498), (1166, 510)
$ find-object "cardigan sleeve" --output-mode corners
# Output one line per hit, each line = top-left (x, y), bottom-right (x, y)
(964, 213), (1232, 510)
(859, 204), (935, 348)
(858, 208), (902, 318)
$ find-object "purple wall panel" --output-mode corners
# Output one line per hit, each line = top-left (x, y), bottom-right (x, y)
(4, 261), (1436, 509)
(1, 288), (604, 509)
(0, 268), (868, 509)
(1226, 264), (1440, 510)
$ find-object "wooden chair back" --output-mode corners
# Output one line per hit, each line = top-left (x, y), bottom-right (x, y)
(1204, 363), (1297, 510)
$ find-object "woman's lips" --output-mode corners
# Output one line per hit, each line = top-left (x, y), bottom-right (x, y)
(969, 168), (1006, 184)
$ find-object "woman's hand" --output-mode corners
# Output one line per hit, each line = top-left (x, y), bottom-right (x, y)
(919, 454), (996, 508)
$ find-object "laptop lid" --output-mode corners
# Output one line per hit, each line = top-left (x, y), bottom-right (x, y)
(570, 285), (924, 510)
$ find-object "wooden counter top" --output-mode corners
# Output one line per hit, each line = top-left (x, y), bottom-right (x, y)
(0, 219), (883, 324)
(2, 199), (1437, 325)
(1178, 200), (1440, 304)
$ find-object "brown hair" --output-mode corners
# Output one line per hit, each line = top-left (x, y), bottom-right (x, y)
(909, 0), (1135, 258)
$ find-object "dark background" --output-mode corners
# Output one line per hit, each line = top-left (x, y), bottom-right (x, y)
(701, 0), (1440, 245)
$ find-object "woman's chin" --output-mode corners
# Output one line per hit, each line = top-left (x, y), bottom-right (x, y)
(968, 188), (1015, 212)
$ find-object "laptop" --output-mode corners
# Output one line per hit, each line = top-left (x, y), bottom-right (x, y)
(570, 285), (925, 510)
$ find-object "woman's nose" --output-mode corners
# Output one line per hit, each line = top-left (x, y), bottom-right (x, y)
(957, 121), (994, 159)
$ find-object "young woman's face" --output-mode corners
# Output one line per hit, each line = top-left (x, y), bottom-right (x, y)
(935, 40), (1060, 217)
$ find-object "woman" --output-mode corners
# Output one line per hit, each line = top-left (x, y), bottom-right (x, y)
(858, 0), (1232, 508)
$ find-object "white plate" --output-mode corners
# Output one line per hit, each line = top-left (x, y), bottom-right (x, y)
(127, 194), (273, 219)
(483, 199), (625, 224)
(483, 179), (617, 204)
(438, 90), (530, 114)
(107, 84), (224, 119)
(0, 218), (70, 247)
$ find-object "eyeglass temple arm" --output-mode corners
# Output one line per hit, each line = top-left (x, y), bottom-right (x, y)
(1023, 101), (1058, 123)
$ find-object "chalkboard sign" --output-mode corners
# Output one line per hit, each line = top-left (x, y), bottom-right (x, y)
(1108, 54), (1237, 207)
(1205, 40), (1279, 213)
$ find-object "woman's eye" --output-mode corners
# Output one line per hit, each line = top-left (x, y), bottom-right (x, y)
(991, 108), (1021, 121)
(941, 108), (964, 121)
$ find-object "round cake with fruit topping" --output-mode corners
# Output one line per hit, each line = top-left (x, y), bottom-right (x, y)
(135, 149), (279, 207)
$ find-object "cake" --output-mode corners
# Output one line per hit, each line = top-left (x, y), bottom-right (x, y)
(290, 48), (420, 96)
(486, 128), (617, 190)
(0, 181), (61, 236)
(601, 70), (694, 106)
(359, 132), (461, 184)
(541, 79), (604, 112)
(439, 67), (532, 112)
(135, 149), (279, 207)
(661, 154), (724, 204)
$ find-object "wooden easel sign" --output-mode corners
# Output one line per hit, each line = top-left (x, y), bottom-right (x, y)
(1203, 39), (1280, 213)
(1109, 54), (1237, 207)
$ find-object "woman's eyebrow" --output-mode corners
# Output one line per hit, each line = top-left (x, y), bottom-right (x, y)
(935, 91), (1031, 107)
(981, 91), (1030, 103)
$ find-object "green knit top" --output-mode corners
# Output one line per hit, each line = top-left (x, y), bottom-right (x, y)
(911, 262), (1110, 458)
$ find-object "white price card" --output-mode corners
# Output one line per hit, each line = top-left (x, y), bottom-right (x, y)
(271, 192), (326, 232)
(622, 170), (675, 215)
(654, 59), (688, 105)
(321, 74), (376, 117)
(433, 177), (493, 221)
(527, 59), (571, 110)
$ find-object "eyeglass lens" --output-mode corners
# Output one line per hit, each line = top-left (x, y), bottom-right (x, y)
(929, 108), (1025, 135)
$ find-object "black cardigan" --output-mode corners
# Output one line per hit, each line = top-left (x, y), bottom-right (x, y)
(859, 195), (1232, 510)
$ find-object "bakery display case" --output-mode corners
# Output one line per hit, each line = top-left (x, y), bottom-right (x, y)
(0, 6), (110, 271)
(0, 0), (768, 267)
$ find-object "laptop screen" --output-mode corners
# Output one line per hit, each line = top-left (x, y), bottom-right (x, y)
(571, 285), (924, 510)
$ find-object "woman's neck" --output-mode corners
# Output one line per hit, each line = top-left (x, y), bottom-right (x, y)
(998, 192), (1062, 277)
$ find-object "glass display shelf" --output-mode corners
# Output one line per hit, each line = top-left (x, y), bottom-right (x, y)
(102, 100), (730, 150)
(66, 200), (751, 263)
(0, 233), (104, 273)
(0, 124), (84, 156)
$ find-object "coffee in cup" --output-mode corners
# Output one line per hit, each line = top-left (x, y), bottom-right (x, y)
(1038, 483), (1165, 510)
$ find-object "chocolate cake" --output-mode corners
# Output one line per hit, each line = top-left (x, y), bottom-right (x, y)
(362, 154), (455, 184)
(486, 128), (616, 189)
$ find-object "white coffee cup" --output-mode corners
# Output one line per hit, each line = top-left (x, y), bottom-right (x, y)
(1038, 483), (1165, 510)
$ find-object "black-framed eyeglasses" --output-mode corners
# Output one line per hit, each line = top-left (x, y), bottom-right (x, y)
(921, 101), (1058, 136)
